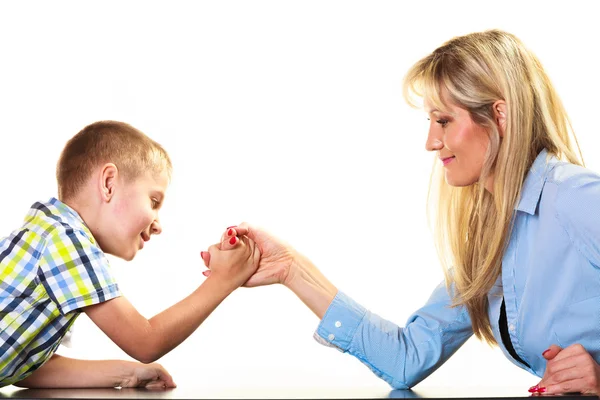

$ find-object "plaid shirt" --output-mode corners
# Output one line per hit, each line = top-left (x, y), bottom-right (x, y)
(0, 198), (121, 386)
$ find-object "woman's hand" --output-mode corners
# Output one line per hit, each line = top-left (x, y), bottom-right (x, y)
(201, 223), (297, 288)
(201, 228), (260, 290)
(201, 222), (337, 318)
(530, 344), (600, 395)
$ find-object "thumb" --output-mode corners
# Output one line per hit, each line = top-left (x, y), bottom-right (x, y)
(236, 222), (250, 237)
(542, 344), (563, 361)
(200, 251), (211, 266)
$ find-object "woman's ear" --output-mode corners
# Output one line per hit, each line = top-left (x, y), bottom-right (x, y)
(493, 100), (507, 138)
(99, 163), (118, 203)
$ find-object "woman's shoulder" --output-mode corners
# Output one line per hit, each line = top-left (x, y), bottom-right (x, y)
(545, 160), (600, 190)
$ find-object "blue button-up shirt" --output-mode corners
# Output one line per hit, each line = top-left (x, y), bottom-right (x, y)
(315, 149), (600, 389)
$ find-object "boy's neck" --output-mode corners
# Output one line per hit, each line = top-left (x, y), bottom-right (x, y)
(62, 192), (102, 241)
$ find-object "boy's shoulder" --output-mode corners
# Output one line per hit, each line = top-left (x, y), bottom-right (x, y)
(8, 198), (99, 255)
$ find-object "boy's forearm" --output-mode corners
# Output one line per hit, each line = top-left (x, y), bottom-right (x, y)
(14, 354), (134, 388)
(285, 256), (338, 320)
(85, 277), (236, 363)
(144, 276), (235, 360)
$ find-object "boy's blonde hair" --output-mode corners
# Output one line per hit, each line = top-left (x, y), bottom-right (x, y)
(403, 30), (582, 344)
(57, 121), (172, 202)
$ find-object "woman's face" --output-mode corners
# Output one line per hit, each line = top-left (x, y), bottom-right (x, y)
(424, 98), (492, 190)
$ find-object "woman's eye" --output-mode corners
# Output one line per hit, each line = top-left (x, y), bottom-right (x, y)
(436, 119), (448, 127)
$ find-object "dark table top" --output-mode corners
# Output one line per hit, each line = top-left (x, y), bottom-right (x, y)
(0, 386), (598, 399)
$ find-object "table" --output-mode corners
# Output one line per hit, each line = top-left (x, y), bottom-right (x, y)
(0, 386), (598, 399)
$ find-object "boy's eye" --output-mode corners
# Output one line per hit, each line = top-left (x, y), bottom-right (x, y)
(151, 199), (160, 209)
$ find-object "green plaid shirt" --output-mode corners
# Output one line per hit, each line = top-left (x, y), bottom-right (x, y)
(0, 198), (121, 386)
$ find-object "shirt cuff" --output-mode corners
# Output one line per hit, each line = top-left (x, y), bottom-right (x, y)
(314, 290), (367, 352)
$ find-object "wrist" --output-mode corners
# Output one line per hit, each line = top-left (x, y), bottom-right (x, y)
(115, 360), (137, 388)
(282, 252), (304, 289)
(203, 274), (238, 296)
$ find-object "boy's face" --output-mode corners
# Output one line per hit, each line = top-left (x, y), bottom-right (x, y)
(101, 169), (169, 261)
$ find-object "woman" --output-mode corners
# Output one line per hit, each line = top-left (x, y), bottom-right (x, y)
(203, 30), (600, 395)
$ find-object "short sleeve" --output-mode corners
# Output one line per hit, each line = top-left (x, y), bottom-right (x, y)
(38, 226), (121, 315)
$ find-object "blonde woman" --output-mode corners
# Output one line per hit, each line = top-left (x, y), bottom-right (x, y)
(204, 30), (600, 395)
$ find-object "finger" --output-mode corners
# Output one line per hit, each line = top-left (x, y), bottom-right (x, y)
(543, 353), (592, 385)
(545, 377), (594, 395)
(235, 222), (250, 236)
(543, 364), (584, 388)
(221, 227), (238, 243)
(200, 251), (210, 267)
(542, 344), (563, 361)
(156, 366), (177, 388)
(220, 234), (239, 250)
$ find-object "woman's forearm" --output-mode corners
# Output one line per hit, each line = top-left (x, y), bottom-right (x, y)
(284, 253), (338, 319)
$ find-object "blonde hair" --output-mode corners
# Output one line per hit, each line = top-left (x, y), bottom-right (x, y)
(403, 30), (582, 344)
(57, 120), (172, 201)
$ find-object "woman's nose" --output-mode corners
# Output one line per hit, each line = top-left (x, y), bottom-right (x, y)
(425, 135), (444, 152)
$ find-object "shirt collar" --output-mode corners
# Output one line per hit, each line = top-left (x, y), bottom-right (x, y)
(40, 197), (96, 244)
(516, 149), (556, 215)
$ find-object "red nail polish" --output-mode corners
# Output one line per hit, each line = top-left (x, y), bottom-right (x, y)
(229, 236), (236, 245)
(528, 385), (539, 393)
(537, 387), (546, 393)
(227, 229), (233, 236)
(542, 349), (550, 356)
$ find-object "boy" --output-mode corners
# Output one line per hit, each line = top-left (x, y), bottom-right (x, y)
(0, 121), (259, 388)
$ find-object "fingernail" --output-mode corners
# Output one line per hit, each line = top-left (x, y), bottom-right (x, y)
(542, 349), (550, 356)
(528, 385), (539, 393)
(226, 226), (237, 229)
(229, 236), (237, 245)
(537, 387), (546, 393)
(227, 229), (233, 236)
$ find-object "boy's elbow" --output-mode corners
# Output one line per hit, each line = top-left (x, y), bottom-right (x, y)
(129, 347), (162, 364)
(126, 337), (164, 364)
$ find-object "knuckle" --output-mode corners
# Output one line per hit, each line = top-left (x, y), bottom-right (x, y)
(560, 383), (572, 392)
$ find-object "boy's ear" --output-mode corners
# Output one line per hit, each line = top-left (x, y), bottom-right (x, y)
(99, 163), (119, 203)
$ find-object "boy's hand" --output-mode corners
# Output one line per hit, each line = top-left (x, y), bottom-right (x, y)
(201, 228), (260, 290)
(14, 355), (176, 389)
(201, 224), (295, 287)
(120, 362), (176, 389)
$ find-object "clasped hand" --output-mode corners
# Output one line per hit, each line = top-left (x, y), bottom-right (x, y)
(200, 223), (296, 288)
(530, 344), (600, 395)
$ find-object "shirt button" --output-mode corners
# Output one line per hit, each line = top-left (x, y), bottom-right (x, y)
(328, 333), (335, 341)
(508, 324), (516, 332)
(335, 321), (342, 328)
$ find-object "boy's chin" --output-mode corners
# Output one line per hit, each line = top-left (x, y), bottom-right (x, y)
(121, 251), (137, 261)
(110, 249), (137, 261)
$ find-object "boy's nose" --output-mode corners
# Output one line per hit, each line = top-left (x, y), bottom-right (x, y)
(151, 220), (162, 235)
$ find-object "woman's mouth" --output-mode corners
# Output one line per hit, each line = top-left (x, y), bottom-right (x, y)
(441, 156), (455, 166)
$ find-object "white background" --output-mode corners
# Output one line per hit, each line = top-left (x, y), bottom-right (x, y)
(1, 0), (599, 393)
